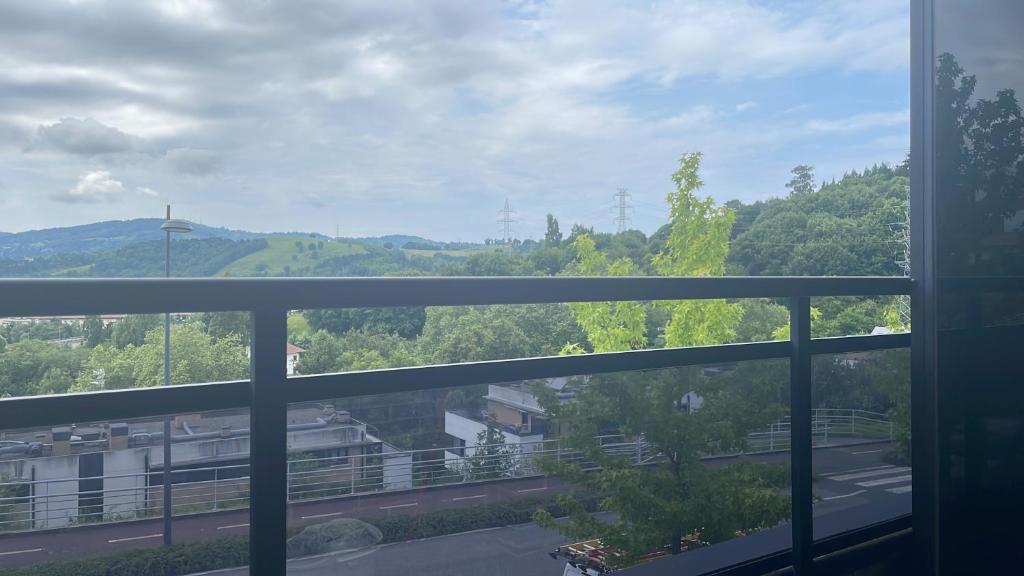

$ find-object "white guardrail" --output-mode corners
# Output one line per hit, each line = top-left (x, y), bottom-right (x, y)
(0, 409), (891, 532)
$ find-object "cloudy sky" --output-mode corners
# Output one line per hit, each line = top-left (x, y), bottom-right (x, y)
(0, 0), (909, 240)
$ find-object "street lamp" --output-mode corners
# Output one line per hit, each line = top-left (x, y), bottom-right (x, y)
(160, 205), (192, 547)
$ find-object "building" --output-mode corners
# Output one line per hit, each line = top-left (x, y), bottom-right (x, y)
(443, 378), (574, 463)
(286, 343), (305, 376)
(0, 404), (411, 529)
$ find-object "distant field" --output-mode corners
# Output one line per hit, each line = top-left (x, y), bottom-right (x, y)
(217, 237), (365, 276)
(403, 245), (499, 257)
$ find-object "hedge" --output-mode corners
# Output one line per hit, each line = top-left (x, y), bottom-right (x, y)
(0, 494), (596, 576)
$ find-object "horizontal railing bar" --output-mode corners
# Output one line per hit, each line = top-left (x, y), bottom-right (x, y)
(286, 341), (792, 403)
(0, 380), (249, 431)
(0, 276), (912, 316)
(0, 332), (910, 429)
(809, 333), (911, 355)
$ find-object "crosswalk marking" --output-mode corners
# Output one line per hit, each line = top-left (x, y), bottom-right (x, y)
(886, 485), (913, 494)
(856, 474), (914, 488)
(829, 466), (911, 482)
(823, 464), (895, 477)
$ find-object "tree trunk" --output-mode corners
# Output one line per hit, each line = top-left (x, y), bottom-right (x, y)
(670, 528), (682, 555)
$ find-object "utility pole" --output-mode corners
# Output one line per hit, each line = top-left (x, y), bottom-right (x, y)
(614, 188), (632, 233)
(498, 199), (515, 247)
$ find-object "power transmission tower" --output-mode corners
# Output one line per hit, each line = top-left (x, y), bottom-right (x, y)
(888, 191), (911, 327)
(614, 188), (632, 233)
(498, 198), (515, 247)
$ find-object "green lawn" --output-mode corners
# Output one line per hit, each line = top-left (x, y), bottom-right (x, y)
(217, 237), (365, 276)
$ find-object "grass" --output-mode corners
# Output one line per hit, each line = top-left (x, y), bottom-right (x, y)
(217, 237), (365, 276)
(403, 245), (501, 257)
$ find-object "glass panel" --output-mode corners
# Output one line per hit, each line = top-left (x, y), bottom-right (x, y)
(0, 312), (251, 399)
(285, 361), (790, 575)
(811, 349), (910, 540)
(0, 408), (250, 574)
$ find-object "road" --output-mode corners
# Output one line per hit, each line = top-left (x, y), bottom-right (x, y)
(0, 442), (910, 573)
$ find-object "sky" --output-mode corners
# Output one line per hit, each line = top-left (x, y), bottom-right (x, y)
(0, 0), (909, 241)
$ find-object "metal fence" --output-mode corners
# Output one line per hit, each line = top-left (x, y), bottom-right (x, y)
(0, 407), (893, 532)
(0, 276), (911, 575)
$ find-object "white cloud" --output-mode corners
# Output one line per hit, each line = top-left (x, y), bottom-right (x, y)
(805, 110), (909, 133)
(0, 1), (910, 237)
(661, 105), (720, 130)
(137, 186), (160, 198)
(54, 170), (125, 204)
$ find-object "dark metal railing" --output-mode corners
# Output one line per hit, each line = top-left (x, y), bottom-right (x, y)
(0, 276), (912, 576)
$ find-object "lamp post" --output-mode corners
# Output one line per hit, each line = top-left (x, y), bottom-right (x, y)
(160, 205), (192, 547)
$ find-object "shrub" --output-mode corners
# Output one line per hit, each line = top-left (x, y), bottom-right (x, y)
(0, 494), (595, 576)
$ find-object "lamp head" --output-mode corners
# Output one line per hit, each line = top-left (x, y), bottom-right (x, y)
(160, 219), (193, 234)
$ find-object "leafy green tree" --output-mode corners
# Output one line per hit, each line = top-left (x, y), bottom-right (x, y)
(37, 367), (75, 395)
(538, 153), (788, 561)
(304, 307), (426, 339)
(544, 214), (562, 247)
(0, 340), (86, 397)
(192, 312), (252, 346)
(73, 325), (248, 391)
(464, 423), (519, 481)
(735, 299), (790, 343)
(83, 315), (108, 347)
(418, 304), (582, 363)
(294, 330), (345, 375)
(111, 315), (161, 349)
(786, 165), (816, 196)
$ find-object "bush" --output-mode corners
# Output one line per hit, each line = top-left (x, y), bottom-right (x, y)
(0, 494), (596, 576)
(286, 518), (382, 558)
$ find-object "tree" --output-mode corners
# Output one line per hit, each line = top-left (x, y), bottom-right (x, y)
(537, 153), (788, 562)
(786, 165), (815, 196)
(0, 340), (86, 397)
(544, 214), (562, 247)
(463, 422), (519, 481)
(83, 316), (108, 347)
(294, 330), (344, 375)
(304, 307), (426, 339)
(111, 315), (161, 349)
(193, 311), (252, 346)
(73, 325), (248, 392)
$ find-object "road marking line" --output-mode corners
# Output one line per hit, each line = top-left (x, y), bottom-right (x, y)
(516, 487), (548, 493)
(108, 534), (162, 543)
(451, 494), (488, 502)
(0, 548), (43, 557)
(216, 523), (250, 530)
(887, 485), (913, 494)
(856, 474), (913, 488)
(851, 449), (884, 455)
(823, 464), (894, 477)
(301, 511), (346, 520)
(380, 502), (418, 510)
(822, 490), (866, 501)
(829, 467), (910, 482)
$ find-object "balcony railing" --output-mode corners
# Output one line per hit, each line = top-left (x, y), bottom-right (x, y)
(0, 276), (911, 575)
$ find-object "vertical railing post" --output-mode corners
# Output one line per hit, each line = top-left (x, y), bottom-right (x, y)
(249, 308), (288, 576)
(790, 296), (813, 575)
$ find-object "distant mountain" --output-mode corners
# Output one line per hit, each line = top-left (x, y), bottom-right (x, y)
(0, 219), (320, 260)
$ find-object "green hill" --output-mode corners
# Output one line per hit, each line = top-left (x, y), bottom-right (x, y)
(217, 236), (366, 276)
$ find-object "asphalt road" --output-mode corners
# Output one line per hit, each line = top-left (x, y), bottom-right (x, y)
(0, 442), (910, 573)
